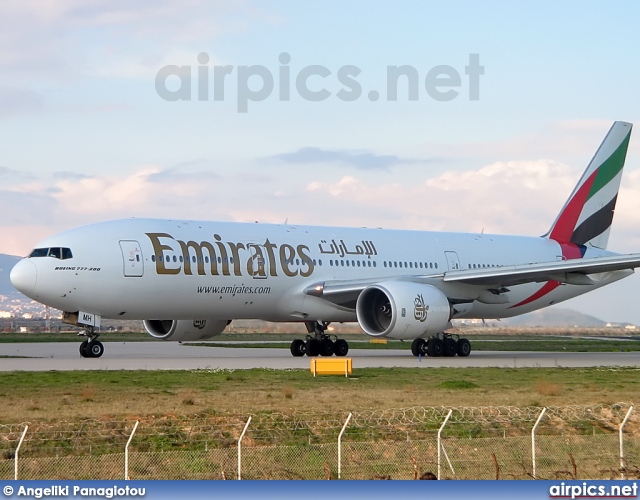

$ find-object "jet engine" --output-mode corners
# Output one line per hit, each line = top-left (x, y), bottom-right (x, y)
(356, 282), (451, 340)
(143, 319), (231, 341)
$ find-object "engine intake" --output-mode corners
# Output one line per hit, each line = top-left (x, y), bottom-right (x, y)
(143, 319), (231, 341)
(356, 282), (451, 339)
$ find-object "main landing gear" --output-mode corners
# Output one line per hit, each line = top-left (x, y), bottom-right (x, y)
(411, 332), (471, 358)
(290, 321), (349, 358)
(78, 327), (104, 358)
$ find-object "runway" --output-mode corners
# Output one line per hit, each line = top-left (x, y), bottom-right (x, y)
(1, 342), (640, 371)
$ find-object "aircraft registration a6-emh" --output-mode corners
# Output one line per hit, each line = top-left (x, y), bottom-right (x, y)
(10, 121), (640, 359)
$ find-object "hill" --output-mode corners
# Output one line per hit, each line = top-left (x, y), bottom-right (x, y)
(0, 254), (20, 296)
(500, 307), (607, 327)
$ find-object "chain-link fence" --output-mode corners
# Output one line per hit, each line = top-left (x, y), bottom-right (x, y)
(1, 404), (638, 480)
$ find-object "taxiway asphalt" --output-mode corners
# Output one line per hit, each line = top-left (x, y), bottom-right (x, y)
(1, 342), (639, 371)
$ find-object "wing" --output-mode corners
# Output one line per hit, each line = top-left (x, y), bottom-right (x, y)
(442, 253), (640, 286)
(304, 253), (640, 308)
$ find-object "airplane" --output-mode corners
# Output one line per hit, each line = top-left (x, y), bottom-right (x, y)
(10, 121), (640, 359)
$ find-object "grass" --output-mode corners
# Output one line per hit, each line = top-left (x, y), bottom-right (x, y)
(440, 380), (480, 390)
(534, 380), (564, 396)
(0, 366), (637, 423)
(0, 332), (153, 343)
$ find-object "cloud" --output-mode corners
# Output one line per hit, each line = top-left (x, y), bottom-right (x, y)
(52, 171), (93, 180)
(302, 160), (581, 235)
(0, 2), (280, 82)
(0, 166), (37, 188)
(0, 189), (58, 228)
(3, 157), (640, 260)
(0, 87), (43, 116)
(268, 147), (417, 170)
(420, 119), (635, 166)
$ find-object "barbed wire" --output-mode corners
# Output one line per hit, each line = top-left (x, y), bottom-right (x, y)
(350, 403), (633, 426)
(0, 403), (635, 456)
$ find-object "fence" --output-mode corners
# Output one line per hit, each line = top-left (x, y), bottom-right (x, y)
(1, 404), (638, 480)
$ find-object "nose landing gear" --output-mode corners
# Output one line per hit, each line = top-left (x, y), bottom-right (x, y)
(78, 327), (104, 358)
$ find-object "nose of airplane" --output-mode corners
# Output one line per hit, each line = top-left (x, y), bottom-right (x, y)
(10, 259), (38, 296)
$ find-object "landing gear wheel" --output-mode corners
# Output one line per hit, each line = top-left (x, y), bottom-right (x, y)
(319, 338), (335, 357)
(86, 341), (104, 358)
(78, 326), (103, 358)
(79, 340), (89, 358)
(457, 338), (471, 357)
(443, 337), (458, 357)
(411, 338), (426, 357)
(334, 339), (349, 357)
(427, 338), (443, 357)
(290, 339), (306, 357)
(305, 338), (320, 357)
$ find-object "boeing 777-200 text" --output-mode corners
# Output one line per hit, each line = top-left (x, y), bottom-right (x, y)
(10, 121), (640, 359)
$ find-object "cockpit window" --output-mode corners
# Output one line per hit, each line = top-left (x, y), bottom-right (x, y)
(29, 247), (73, 260)
(29, 248), (48, 257)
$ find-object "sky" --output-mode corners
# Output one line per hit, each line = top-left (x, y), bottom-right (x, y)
(2, 1), (640, 323)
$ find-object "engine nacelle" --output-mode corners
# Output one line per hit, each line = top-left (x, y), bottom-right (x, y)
(143, 319), (231, 341)
(356, 282), (451, 340)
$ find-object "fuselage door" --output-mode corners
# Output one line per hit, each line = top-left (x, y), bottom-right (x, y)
(444, 251), (461, 271)
(119, 240), (144, 277)
(247, 243), (270, 280)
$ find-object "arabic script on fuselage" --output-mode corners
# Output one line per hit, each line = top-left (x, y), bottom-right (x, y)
(318, 239), (377, 258)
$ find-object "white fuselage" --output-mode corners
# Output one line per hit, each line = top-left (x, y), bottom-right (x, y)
(10, 218), (629, 324)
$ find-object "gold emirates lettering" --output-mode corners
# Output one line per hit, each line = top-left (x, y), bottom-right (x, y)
(146, 232), (314, 278)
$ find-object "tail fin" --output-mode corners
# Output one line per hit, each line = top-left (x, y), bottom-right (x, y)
(547, 121), (632, 249)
